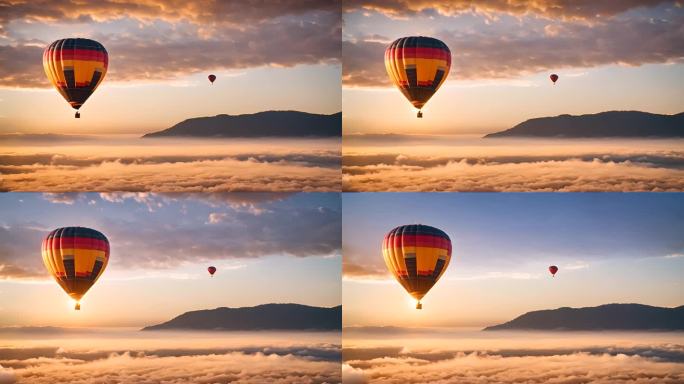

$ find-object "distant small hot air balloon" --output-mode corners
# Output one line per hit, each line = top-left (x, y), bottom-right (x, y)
(550, 74), (559, 85)
(549, 265), (559, 277)
(383, 224), (452, 309)
(208, 74), (216, 84)
(43, 38), (108, 118)
(385, 36), (451, 118)
(42, 227), (109, 310)
(208, 266), (216, 277)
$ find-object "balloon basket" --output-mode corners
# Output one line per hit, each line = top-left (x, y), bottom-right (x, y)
(417, 111), (423, 118)
(75, 111), (80, 118)
(416, 302), (422, 310)
(75, 302), (81, 310)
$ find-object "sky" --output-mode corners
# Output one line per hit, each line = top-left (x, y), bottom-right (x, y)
(342, 193), (684, 327)
(0, 192), (341, 327)
(0, 0), (341, 134)
(342, 0), (684, 134)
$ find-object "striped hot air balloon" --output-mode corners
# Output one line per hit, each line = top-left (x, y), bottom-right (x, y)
(43, 38), (108, 118)
(41, 227), (110, 310)
(385, 36), (451, 118)
(382, 224), (452, 309)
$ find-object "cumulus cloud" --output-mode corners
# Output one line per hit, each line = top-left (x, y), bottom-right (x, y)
(343, 3), (684, 86)
(344, 347), (684, 383)
(0, 364), (15, 384)
(342, 363), (368, 384)
(343, 0), (674, 21)
(342, 259), (388, 280)
(0, 1), (341, 87)
(40, 193), (82, 205)
(1, 347), (340, 384)
(0, 148), (341, 192)
(343, 152), (684, 191)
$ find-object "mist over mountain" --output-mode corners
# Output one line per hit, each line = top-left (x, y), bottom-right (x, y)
(484, 111), (684, 138)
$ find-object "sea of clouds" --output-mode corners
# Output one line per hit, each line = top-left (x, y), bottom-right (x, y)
(0, 330), (341, 384)
(342, 342), (684, 383)
(343, 137), (684, 191)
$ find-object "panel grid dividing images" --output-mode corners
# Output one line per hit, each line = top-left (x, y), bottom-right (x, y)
(0, 1), (682, 383)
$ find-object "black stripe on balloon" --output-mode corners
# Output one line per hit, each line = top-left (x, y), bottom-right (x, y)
(64, 69), (75, 88)
(432, 259), (445, 279)
(405, 256), (417, 279)
(90, 260), (103, 281)
(63, 259), (75, 279)
(432, 69), (445, 91)
(406, 68), (417, 88)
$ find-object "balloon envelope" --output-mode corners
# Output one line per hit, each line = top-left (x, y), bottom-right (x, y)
(42, 227), (109, 309)
(383, 224), (452, 308)
(549, 265), (559, 276)
(550, 74), (559, 84)
(385, 36), (451, 114)
(208, 266), (216, 276)
(43, 38), (108, 115)
(208, 74), (216, 84)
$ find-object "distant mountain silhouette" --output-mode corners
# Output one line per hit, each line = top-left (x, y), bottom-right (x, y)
(484, 303), (684, 331)
(142, 111), (341, 138)
(484, 111), (684, 138)
(142, 303), (342, 331)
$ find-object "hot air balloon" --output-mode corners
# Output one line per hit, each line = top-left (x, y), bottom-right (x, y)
(549, 265), (558, 277)
(41, 227), (109, 310)
(385, 36), (451, 118)
(383, 224), (452, 309)
(550, 74), (559, 85)
(208, 266), (216, 277)
(43, 38), (108, 118)
(208, 74), (216, 84)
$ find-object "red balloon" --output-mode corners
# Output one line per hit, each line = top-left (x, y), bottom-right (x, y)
(550, 74), (559, 84)
(208, 74), (216, 84)
(549, 265), (558, 277)
(208, 266), (216, 276)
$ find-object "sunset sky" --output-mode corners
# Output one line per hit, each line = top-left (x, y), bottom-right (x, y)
(343, 193), (684, 327)
(342, 1), (684, 134)
(0, 1), (341, 133)
(0, 192), (341, 327)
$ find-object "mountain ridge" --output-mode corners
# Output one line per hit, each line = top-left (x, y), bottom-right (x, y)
(142, 110), (341, 138)
(484, 111), (684, 138)
(142, 303), (342, 331)
(483, 303), (684, 331)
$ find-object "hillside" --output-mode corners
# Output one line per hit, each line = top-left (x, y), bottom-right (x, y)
(484, 303), (684, 331)
(484, 111), (683, 138)
(142, 303), (342, 331)
(142, 110), (341, 138)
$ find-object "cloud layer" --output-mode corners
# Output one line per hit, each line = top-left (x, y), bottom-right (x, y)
(343, 1), (673, 21)
(0, 339), (341, 384)
(343, 1), (683, 86)
(344, 344), (684, 383)
(0, 138), (341, 192)
(342, 137), (684, 191)
(0, 1), (341, 87)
